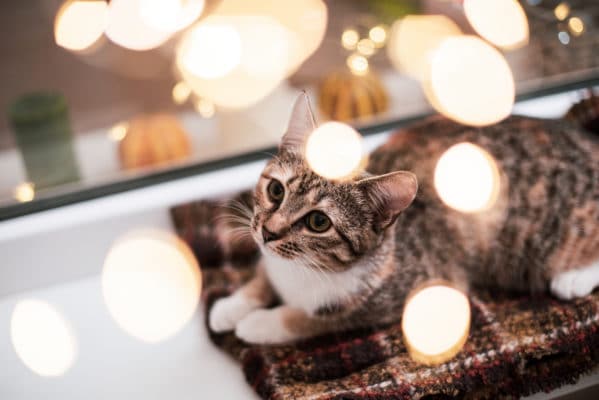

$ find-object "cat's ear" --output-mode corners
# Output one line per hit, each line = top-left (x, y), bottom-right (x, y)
(280, 91), (317, 151)
(357, 171), (418, 230)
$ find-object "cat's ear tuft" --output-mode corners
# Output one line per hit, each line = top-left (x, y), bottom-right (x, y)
(280, 91), (317, 151)
(357, 171), (418, 230)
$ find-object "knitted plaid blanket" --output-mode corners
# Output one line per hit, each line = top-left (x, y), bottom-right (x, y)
(171, 192), (599, 400)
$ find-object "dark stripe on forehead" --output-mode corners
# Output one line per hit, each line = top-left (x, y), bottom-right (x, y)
(314, 189), (328, 204)
(296, 172), (320, 195)
(335, 227), (360, 257)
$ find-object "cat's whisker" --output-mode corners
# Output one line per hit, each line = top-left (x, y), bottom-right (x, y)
(221, 199), (254, 219)
(216, 211), (252, 226)
(221, 209), (253, 224)
(215, 213), (250, 222)
(217, 216), (252, 228)
(225, 227), (253, 240)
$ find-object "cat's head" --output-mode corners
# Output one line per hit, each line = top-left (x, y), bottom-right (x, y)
(251, 93), (417, 271)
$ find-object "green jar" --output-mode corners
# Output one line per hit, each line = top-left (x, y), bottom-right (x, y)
(9, 92), (80, 189)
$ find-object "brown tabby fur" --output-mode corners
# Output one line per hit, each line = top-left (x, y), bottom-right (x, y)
(217, 94), (599, 342)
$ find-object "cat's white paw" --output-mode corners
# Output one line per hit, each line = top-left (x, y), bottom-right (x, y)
(235, 308), (297, 344)
(550, 268), (596, 300)
(209, 294), (259, 333)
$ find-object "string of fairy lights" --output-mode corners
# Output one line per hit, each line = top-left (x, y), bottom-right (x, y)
(342, 23), (389, 76)
(525, 0), (590, 44)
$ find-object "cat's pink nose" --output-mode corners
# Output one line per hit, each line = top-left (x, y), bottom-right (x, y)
(262, 227), (279, 243)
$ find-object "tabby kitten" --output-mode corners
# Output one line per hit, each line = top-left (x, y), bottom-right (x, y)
(209, 93), (599, 344)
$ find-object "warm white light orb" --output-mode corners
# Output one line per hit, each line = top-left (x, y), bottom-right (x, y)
(11, 300), (77, 377)
(176, 0), (324, 107)
(102, 230), (201, 343)
(194, 98), (215, 118)
(305, 122), (364, 180)
(178, 23), (242, 79)
(346, 54), (369, 76)
(387, 15), (462, 81)
(14, 182), (35, 203)
(108, 122), (128, 142)
(342, 29), (359, 50)
(402, 284), (470, 365)
(216, 0), (327, 75)
(357, 38), (376, 57)
(369, 25), (388, 48)
(434, 143), (500, 213)
(271, 0), (327, 74)
(54, 0), (108, 51)
(140, 0), (205, 34)
(177, 15), (289, 108)
(554, 2), (570, 21)
(239, 22), (290, 79)
(568, 17), (585, 36)
(172, 81), (192, 105)
(464, 0), (529, 49)
(424, 36), (515, 126)
(105, 0), (173, 51)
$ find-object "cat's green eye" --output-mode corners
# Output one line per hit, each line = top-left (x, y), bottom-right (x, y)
(267, 179), (285, 202)
(305, 211), (332, 233)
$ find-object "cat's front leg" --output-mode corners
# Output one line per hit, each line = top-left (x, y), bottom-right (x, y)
(209, 263), (274, 333)
(236, 306), (325, 345)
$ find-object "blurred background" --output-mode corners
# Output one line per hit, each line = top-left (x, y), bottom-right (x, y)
(0, 0), (598, 218)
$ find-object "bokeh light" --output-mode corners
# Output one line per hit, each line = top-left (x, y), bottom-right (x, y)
(54, 0), (108, 52)
(11, 299), (77, 377)
(554, 2), (570, 21)
(356, 38), (376, 57)
(342, 29), (359, 50)
(14, 182), (35, 203)
(346, 54), (369, 76)
(424, 35), (515, 126)
(139, 0), (205, 34)
(172, 81), (192, 105)
(194, 98), (216, 118)
(216, 0), (327, 75)
(402, 284), (470, 365)
(176, 0), (325, 107)
(108, 122), (129, 142)
(387, 15), (462, 81)
(177, 15), (289, 108)
(568, 17), (585, 36)
(178, 23), (242, 80)
(105, 0), (173, 51)
(434, 143), (500, 213)
(369, 25), (387, 48)
(102, 230), (201, 343)
(464, 0), (529, 49)
(558, 31), (571, 45)
(305, 122), (364, 180)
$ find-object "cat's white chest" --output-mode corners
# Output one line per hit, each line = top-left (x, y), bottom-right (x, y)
(261, 252), (365, 314)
